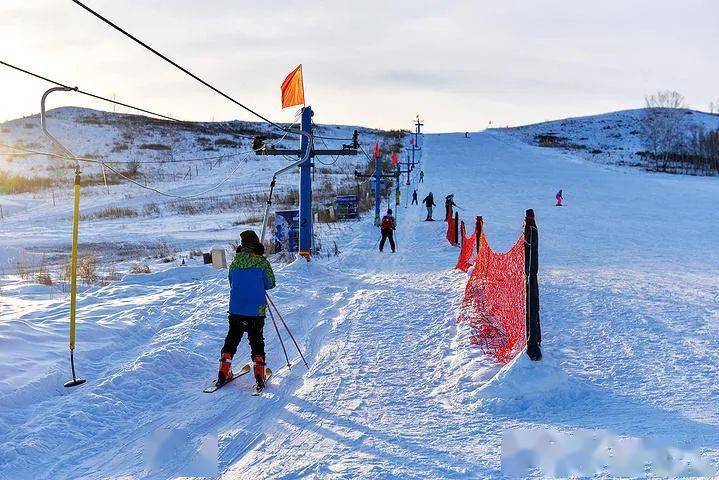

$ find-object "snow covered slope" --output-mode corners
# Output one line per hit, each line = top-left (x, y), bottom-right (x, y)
(0, 107), (392, 287)
(1, 127), (719, 479)
(501, 108), (719, 171)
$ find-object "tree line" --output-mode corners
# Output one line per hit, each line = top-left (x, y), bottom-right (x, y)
(640, 91), (719, 175)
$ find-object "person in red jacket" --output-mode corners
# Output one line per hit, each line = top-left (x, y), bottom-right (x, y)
(379, 208), (396, 253)
(555, 189), (563, 206)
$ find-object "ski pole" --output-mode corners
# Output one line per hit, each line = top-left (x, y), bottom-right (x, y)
(267, 302), (291, 368)
(266, 294), (309, 368)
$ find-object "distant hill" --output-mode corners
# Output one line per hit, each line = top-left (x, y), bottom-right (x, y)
(0, 106), (392, 180)
(498, 108), (719, 173)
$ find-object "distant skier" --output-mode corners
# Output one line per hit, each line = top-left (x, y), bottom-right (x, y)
(218, 230), (275, 391)
(379, 208), (396, 253)
(445, 194), (458, 221)
(411, 190), (418, 205)
(464, 132), (469, 138)
(422, 192), (436, 221)
(419, 170), (424, 183)
(555, 189), (563, 207)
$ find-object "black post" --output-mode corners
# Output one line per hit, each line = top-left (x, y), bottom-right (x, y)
(453, 212), (459, 246)
(524, 209), (542, 361)
(475, 216), (483, 253)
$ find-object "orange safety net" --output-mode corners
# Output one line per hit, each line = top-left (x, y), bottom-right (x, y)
(455, 227), (477, 272)
(457, 230), (526, 363)
(446, 216), (457, 246)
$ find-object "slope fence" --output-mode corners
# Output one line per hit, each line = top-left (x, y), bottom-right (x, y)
(444, 210), (540, 364)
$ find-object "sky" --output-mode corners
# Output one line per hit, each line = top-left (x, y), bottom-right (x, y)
(1, 0), (718, 132)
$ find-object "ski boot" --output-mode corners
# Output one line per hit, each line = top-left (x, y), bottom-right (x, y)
(252, 354), (266, 392)
(217, 352), (234, 385)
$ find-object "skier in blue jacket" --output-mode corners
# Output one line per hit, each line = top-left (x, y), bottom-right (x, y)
(217, 230), (275, 389)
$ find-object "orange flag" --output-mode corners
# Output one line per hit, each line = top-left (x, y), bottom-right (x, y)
(281, 64), (305, 109)
(373, 141), (381, 159)
(391, 152), (399, 165)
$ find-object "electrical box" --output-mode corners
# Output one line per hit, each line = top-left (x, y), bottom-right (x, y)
(211, 248), (227, 269)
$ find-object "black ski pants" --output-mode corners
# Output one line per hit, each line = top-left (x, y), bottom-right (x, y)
(222, 314), (265, 359)
(411, 196), (418, 205)
(379, 228), (395, 252)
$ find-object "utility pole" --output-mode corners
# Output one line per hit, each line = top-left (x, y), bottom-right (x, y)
(298, 107), (312, 259)
(258, 106), (359, 260)
(410, 115), (423, 166)
(355, 153), (400, 226)
(414, 115), (423, 147)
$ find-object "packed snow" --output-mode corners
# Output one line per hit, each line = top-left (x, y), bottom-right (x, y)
(2, 118), (719, 479)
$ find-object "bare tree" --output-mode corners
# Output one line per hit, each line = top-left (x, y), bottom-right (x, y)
(125, 158), (141, 177)
(640, 90), (688, 172)
(645, 90), (686, 109)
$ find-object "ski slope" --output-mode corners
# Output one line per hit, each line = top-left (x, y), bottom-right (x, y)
(2, 129), (719, 479)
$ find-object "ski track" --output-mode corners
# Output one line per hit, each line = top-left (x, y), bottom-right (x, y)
(2, 130), (719, 479)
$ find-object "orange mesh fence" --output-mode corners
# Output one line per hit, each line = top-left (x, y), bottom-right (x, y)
(446, 216), (457, 246)
(455, 224), (477, 272)
(457, 230), (526, 363)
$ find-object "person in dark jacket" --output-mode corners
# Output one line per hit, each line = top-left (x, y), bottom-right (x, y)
(411, 190), (418, 205)
(422, 192), (436, 221)
(419, 170), (424, 183)
(379, 208), (396, 253)
(555, 189), (563, 207)
(445, 194), (458, 221)
(218, 230), (276, 388)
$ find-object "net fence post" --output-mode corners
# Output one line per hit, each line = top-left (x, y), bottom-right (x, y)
(475, 216), (483, 254)
(523, 209), (542, 360)
(454, 212), (459, 246)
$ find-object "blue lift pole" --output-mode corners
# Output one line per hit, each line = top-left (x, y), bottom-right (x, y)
(374, 152), (382, 226)
(299, 106), (314, 260)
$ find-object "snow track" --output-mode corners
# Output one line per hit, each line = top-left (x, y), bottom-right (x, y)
(2, 129), (719, 479)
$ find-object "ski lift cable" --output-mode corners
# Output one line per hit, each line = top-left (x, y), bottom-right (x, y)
(0, 140), (247, 165)
(0, 60), (181, 122)
(71, 0), (293, 135)
(0, 59), (303, 145)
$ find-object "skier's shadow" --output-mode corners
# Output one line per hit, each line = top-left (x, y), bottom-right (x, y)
(279, 394), (480, 477)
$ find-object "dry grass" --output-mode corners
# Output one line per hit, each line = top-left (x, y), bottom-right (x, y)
(0, 172), (54, 194)
(84, 207), (138, 220)
(77, 254), (99, 285)
(129, 263), (151, 274)
(151, 239), (175, 260)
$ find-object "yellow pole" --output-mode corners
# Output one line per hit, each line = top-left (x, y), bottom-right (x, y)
(69, 167), (80, 351)
(64, 167), (85, 387)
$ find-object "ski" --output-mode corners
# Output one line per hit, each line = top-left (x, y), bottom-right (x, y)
(251, 367), (273, 396)
(203, 364), (251, 393)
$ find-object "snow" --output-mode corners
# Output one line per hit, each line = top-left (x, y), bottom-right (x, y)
(2, 120), (719, 479)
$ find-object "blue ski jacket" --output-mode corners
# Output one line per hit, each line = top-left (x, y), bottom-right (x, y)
(228, 250), (276, 316)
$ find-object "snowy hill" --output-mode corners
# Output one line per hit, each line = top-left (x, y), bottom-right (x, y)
(500, 108), (719, 172)
(2, 124), (719, 478)
(0, 107), (400, 292)
(0, 106), (384, 178)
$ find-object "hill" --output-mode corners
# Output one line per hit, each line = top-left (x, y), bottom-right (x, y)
(499, 108), (719, 173)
